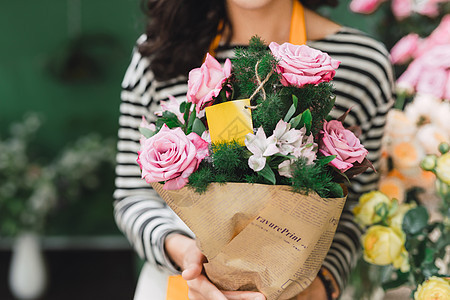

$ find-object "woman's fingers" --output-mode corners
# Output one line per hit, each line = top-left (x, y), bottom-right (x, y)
(181, 243), (207, 280)
(186, 274), (228, 300)
(181, 262), (203, 281)
(223, 290), (266, 300)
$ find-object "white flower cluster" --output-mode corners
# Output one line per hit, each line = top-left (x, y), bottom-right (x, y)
(244, 120), (317, 177)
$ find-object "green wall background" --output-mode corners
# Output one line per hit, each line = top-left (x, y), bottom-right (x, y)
(0, 0), (383, 235)
(0, 0), (144, 153)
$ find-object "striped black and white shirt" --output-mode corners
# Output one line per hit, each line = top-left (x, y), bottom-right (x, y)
(114, 27), (395, 292)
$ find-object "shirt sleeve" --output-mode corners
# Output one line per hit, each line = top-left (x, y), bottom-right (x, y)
(113, 36), (194, 274)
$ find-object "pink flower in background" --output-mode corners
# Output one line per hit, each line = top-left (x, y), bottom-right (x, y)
(319, 120), (368, 172)
(137, 124), (209, 190)
(350, 0), (386, 13)
(415, 14), (450, 58)
(269, 42), (340, 88)
(390, 33), (420, 64)
(397, 45), (450, 99)
(416, 68), (447, 99)
(187, 53), (232, 113)
(391, 0), (413, 20)
(417, 0), (449, 18)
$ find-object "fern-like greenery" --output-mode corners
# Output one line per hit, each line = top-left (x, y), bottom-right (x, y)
(290, 157), (343, 198)
(188, 141), (253, 193)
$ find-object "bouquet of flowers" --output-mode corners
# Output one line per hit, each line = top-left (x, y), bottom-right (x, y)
(137, 37), (372, 299)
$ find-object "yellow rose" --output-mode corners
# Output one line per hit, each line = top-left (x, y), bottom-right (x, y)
(414, 276), (450, 300)
(389, 202), (416, 236)
(435, 152), (450, 185)
(354, 191), (392, 226)
(362, 225), (407, 268)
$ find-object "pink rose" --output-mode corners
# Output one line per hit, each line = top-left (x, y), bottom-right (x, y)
(319, 120), (368, 172)
(397, 45), (450, 99)
(269, 42), (340, 87)
(137, 124), (209, 190)
(391, 0), (413, 20)
(187, 53), (231, 114)
(415, 15), (450, 58)
(350, 0), (386, 14)
(390, 33), (420, 65)
(416, 68), (447, 99)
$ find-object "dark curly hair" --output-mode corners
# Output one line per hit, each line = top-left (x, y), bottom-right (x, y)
(139, 0), (338, 81)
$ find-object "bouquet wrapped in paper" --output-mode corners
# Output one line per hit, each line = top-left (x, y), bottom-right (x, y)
(137, 37), (373, 300)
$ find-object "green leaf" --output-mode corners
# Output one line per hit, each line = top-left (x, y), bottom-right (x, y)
(423, 247), (435, 264)
(180, 101), (187, 113)
(284, 103), (297, 122)
(381, 270), (410, 291)
(375, 202), (389, 221)
(292, 94), (298, 109)
(300, 109), (312, 134)
(157, 111), (182, 129)
(273, 153), (296, 160)
(283, 95), (299, 123)
(317, 155), (336, 166)
(405, 236), (421, 252)
(192, 118), (206, 136)
(421, 262), (440, 278)
(186, 108), (197, 133)
(139, 127), (155, 138)
(258, 163), (276, 185)
(388, 198), (399, 217)
(183, 102), (192, 124)
(402, 206), (429, 236)
(289, 113), (303, 128)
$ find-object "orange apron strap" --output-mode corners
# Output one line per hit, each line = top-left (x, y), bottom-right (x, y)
(207, 20), (224, 59)
(289, 0), (307, 45)
(166, 275), (189, 300)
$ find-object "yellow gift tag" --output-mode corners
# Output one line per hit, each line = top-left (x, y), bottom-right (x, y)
(205, 99), (253, 145)
(166, 275), (189, 300)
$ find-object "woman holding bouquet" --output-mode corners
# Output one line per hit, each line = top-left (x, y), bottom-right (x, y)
(114, 0), (395, 299)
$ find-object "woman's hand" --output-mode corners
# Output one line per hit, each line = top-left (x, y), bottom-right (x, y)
(165, 234), (266, 300)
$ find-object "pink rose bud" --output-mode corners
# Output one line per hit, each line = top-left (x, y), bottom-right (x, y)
(350, 0), (385, 14)
(269, 42), (340, 88)
(390, 33), (420, 65)
(319, 120), (368, 172)
(137, 124), (209, 190)
(187, 53), (231, 114)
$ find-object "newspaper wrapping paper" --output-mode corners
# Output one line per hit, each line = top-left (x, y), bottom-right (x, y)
(151, 182), (346, 300)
